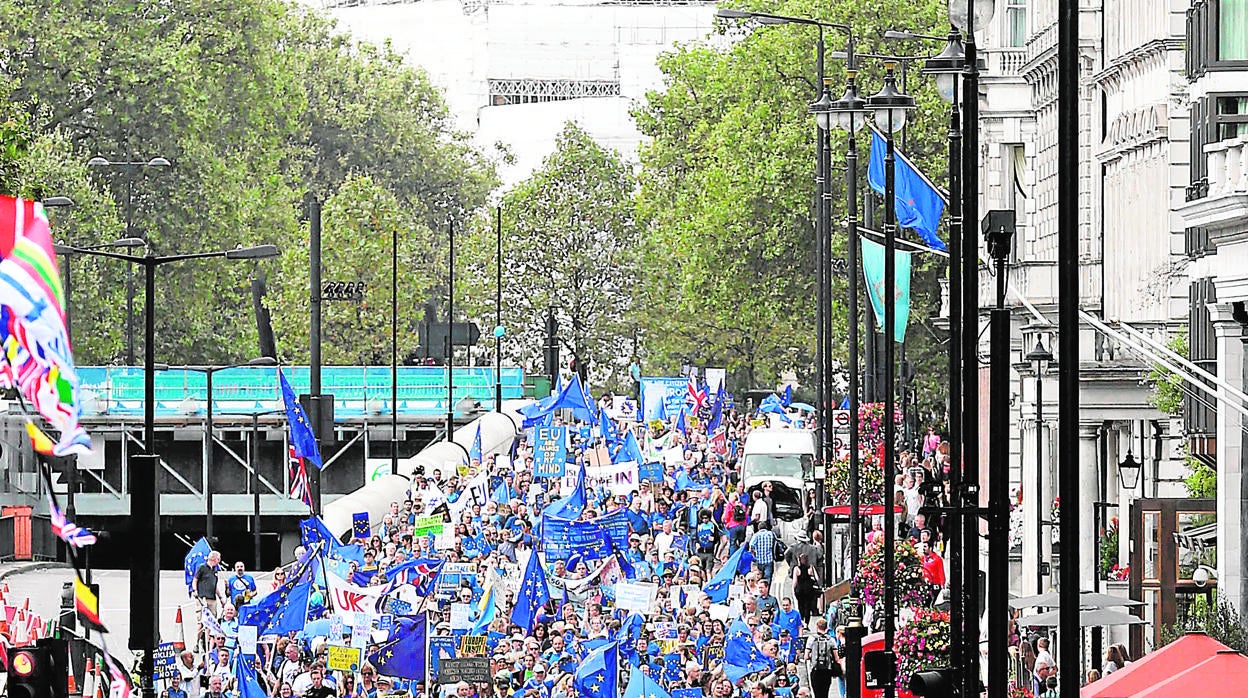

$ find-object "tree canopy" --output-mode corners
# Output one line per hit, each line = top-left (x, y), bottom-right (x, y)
(0, 0), (496, 365)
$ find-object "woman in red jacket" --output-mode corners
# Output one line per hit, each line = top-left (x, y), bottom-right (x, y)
(723, 491), (749, 554)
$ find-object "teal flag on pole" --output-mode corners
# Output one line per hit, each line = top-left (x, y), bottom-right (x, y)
(860, 236), (912, 342)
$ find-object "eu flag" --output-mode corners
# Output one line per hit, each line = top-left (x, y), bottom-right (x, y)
(542, 462), (587, 521)
(278, 367), (323, 468)
(707, 386), (725, 434)
(510, 551), (550, 632)
(574, 641), (618, 698)
(724, 618), (774, 683)
(351, 512), (370, 540)
(239, 546), (316, 636)
(598, 409), (620, 449)
(367, 613), (428, 681)
(183, 536), (211, 593)
(616, 613), (644, 665)
(300, 516), (365, 565)
(868, 129), (947, 251)
(235, 657), (269, 698)
(470, 424), (483, 462)
(623, 663), (671, 698)
(702, 544), (753, 603)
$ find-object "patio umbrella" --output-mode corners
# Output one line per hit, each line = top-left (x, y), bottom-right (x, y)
(1010, 590), (1144, 610)
(1082, 633), (1232, 698)
(1016, 607), (1145, 628)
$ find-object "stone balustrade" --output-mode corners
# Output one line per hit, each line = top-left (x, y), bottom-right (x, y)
(1205, 135), (1248, 196)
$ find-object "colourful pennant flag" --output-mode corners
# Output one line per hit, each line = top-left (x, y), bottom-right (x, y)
(0, 197), (89, 455)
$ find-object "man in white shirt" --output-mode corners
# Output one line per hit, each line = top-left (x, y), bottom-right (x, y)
(654, 520), (675, 556)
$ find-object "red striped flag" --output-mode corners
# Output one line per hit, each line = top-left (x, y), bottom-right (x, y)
(288, 445), (312, 508)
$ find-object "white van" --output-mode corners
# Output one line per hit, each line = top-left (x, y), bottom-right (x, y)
(740, 429), (817, 543)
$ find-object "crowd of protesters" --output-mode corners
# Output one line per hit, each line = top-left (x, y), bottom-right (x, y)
(180, 391), (863, 698)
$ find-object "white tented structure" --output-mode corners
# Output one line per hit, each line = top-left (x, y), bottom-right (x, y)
(323, 404), (526, 538)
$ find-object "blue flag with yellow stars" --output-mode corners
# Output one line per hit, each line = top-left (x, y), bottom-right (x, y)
(278, 366), (323, 468)
(351, 512), (370, 540)
(724, 618), (774, 684)
(702, 544), (753, 603)
(509, 550), (551, 632)
(235, 655), (269, 698)
(470, 424), (483, 462)
(574, 640), (618, 698)
(367, 613), (428, 681)
(238, 545), (317, 637)
(615, 613), (644, 665)
(623, 662), (672, 698)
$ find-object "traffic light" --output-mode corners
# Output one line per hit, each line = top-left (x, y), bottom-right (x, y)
(569, 355), (588, 383)
(8, 639), (69, 698)
(543, 309), (560, 380)
(909, 667), (955, 697)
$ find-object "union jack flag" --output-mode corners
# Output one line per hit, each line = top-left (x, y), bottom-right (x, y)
(686, 373), (707, 414)
(46, 492), (96, 548)
(384, 557), (445, 596)
(288, 445), (312, 508)
(105, 650), (132, 698)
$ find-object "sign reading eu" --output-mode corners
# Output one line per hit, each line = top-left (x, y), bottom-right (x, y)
(533, 427), (568, 478)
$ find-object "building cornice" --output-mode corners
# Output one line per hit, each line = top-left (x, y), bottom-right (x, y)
(1092, 38), (1184, 87)
(1096, 103), (1170, 162)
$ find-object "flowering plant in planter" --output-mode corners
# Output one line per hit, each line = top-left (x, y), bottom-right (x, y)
(1006, 681), (1036, 698)
(825, 402), (902, 506)
(852, 538), (932, 621)
(894, 608), (950, 687)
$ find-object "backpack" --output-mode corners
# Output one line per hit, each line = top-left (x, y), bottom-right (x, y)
(811, 635), (836, 669)
(731, 502), (745, 520)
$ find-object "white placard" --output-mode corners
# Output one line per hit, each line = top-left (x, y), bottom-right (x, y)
(238, 625), (258, 657)
(614, 581), (658, 613)
(329, 615), (343, 638)
(350, 622), (369, 649)
(450, 603), (472, 630)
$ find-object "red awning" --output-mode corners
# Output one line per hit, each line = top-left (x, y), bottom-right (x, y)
(824, 504), (903, 516)
(1081, 633), (1231, 698)
(1131, 650), (1248, 698)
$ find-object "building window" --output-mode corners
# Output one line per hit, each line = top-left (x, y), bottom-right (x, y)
(487, 78), (621, 106)
(1006, 0), (1028, 47)
(1221, 0), (1248, 59)
(1186, 278), (1217, 439)
(1188, 0), (1248, 75)
(1187, 92), (1248, 200)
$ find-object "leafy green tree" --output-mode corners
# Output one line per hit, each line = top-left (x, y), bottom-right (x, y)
(457, 122), (639, 387)
(633, 0), (948, 405)
(0, 0), (496, 365)
(267, 176), (443, 365)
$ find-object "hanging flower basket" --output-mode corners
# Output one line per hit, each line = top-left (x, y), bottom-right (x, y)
(894, 608), (951, 688)
(825, 402), (902, 506)
(851, 537), (932, 621)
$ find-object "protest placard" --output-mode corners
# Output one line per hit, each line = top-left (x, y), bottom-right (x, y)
(238, 625), (258, 657)
(562, 460), (639, 497)
(458, 635), (487, 657)
(437, 658), (491, 684)
(450, 603), (472, 630)
(615, 581), (657, 613)
(533, 426), (568, 478)
(326, 646), (362, 672)
(413, 514), (444, 537)
(152, 643), (179, 683)
(429, 637), (457, 677)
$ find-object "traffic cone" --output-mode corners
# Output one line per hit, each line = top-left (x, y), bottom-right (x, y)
(94, 663), (105, 698)
(68, 664), (78, 695)
(81, 657), (95, 698)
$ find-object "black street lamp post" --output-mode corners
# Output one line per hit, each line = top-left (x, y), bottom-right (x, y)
(866, 63), (915, 698)
(85, 155), (170, 366)
(57, 241), (279, 698)
(1024, 335), (1054, 594)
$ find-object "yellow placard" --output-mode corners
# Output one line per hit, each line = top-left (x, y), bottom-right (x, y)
(326, 645), (363, 673)
(458, 635), (487, 657)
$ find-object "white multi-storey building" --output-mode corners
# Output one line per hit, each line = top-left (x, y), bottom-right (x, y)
(311, 0), (718, 186)
(977, 0), (1196, 655)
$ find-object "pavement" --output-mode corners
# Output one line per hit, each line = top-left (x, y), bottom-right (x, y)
(0, 562), (193, 666)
